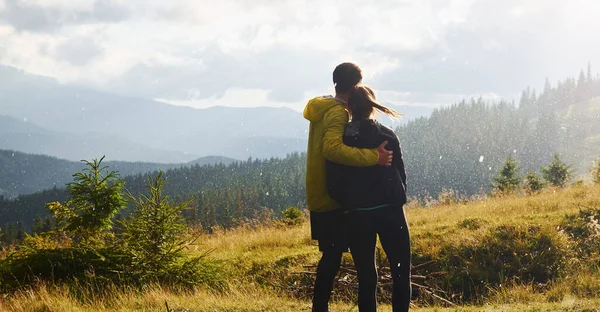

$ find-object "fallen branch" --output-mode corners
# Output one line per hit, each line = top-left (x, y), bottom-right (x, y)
(292, 260), (454, 305)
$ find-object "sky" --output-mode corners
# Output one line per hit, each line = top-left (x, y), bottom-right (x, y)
(1, 0), (600, 112)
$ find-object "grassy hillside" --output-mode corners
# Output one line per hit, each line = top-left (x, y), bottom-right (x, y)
(1, 184), (599, 311)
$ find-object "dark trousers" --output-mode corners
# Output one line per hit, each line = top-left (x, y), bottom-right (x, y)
(312, 249), (343, 312)
(347, 204), (411, 312)
(310, 209), (348, 312)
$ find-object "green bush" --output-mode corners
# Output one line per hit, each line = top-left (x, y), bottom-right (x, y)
(523, 171), (546, 194)
(0, 246), (124, 291)
(541, 153), (573, 187)
(280, 206), (303, 226)
(458, 217), (487, 230)
(561, 208), (600, 262)
(434, 224), (570, 302)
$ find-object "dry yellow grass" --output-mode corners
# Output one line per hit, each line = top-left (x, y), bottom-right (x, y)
(2, 283), (600, 312)
(1, 184), (599, 311)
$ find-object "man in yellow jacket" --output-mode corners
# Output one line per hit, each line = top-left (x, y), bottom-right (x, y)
(304, 62), (392, 312)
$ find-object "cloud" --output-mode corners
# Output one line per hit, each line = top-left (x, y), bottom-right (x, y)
(158, 87), (306, 111)
(373, 0), (600, 96)
(54, 37), (104, 66)
(0, 0), (599, 111)
(0, 0), (129, 32)
(107, 44), (338, 102)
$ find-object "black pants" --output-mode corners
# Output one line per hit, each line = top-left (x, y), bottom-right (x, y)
(312, 249), (343, 312)
(311, 210), (348, 312)
(347, 204), (411, 312)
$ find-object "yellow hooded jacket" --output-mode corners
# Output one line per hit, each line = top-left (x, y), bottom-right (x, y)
(303, 96), (379, 212)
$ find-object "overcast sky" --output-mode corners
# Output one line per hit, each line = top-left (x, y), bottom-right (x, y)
(1, 0), (599, 111)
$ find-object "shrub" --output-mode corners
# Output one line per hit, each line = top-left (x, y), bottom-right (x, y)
(541, 153), (573, 187)
(523, 171), (545, 194)
(561, 207), (600, 261)
(438, 188), (459, 205)
(280, 206), (303, 226)
(458, 217), (487, 230)
(435, 224), (570, 302)
(0, 246), (123, 291)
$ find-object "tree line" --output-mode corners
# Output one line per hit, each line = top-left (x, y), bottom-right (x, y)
(0, 152), (307, 241)
(397, 64), (600, 197)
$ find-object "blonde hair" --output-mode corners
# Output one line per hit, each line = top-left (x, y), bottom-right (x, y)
(347, 85), (403, 120)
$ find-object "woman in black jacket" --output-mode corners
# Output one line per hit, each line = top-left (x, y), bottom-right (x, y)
(326, 85), (411, 312)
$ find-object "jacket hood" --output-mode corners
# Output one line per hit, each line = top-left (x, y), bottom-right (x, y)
(303, 96), (345, 122)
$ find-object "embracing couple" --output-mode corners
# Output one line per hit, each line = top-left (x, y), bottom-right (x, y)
(304, 62), (411, 312)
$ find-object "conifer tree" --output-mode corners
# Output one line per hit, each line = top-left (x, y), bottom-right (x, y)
(3, 223), (15, 244)
(492, 155), (521, 194)
(519, 88), (531, 109)
(46, 156), (126, 243)
(541, 153), (573, 187)
(32, 215), (45, 234)
(523, 171), (545, 194)
(15, 221), (25, 242)
(121, 171), (192, 279)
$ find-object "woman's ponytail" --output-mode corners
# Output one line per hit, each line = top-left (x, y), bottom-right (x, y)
(348, 85), (404, 120)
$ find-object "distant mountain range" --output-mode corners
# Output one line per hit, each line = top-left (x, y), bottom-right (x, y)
(0, 65), (433, 162)
(0, 149), (236, 198)
(0, 115), (201, 163)
(0, 65), (309, 161)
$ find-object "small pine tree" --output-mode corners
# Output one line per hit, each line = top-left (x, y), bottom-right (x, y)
(492, 155), (521, 194)
(523, 171), (545, 194)
(3, 223), (15, 244)
(46, 156), (126, 243)
(541, 153), (573, 187)
(32, 215), (45, 235)
(121, 171), (192, 280)
(281, 206), (303, 226)
(591, 156), (600, 184)
(15, 222), (25, 242)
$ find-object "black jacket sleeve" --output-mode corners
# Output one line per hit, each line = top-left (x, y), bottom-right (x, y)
(391, 135), (407, 193)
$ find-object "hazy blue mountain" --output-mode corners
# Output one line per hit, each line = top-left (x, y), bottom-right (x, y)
(0, 115), (200, 163)
(0, 65), (309, 159)
(184, 155), (238, 167)
(0, 149), (236, 198)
